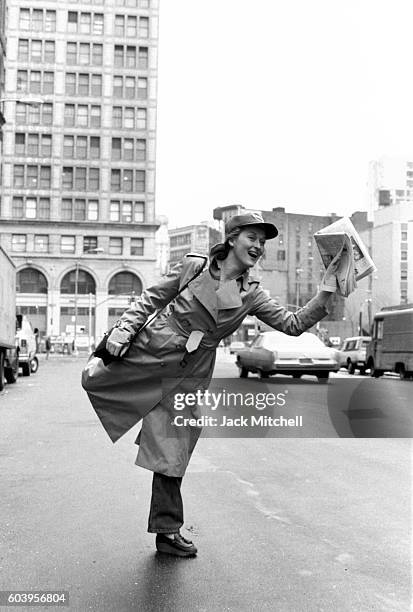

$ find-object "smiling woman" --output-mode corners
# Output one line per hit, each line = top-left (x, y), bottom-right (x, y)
(83, 211), (339, 557)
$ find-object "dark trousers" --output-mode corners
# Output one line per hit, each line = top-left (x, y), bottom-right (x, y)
(147, 472), (183, 534)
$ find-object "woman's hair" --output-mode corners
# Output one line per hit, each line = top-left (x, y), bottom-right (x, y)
(209, 227), (242, 260)
(209, 225), (266, 261)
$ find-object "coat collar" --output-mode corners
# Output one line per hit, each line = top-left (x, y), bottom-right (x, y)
(186, 258), (261, 322)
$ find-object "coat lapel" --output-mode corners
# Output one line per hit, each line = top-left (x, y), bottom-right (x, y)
(187, 270), (219, 322)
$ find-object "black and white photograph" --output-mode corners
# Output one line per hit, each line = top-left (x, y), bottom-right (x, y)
(0, 0), (411, 610)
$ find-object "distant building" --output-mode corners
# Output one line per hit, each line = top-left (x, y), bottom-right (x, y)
(368, 156), (413, 220)
(0, 0), (160, 343)
(169, 223), (221, 266)
(372, 202), (412, 309)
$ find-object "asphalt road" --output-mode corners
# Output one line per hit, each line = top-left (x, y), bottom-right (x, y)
(0, 352), (411, 612)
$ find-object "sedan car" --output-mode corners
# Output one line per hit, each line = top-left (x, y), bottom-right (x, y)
(235, 331), (340, 382)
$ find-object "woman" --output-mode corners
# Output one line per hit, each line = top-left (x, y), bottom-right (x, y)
(83, 212), (336, 557)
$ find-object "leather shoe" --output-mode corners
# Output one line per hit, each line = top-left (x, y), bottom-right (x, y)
(156, 532), (197, 557)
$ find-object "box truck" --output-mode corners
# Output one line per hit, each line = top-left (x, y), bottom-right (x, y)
(366, 304), (413, 379)
(0, 246), (19, 391)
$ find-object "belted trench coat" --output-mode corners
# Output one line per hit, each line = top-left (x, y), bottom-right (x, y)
(82, 254), (328, 477)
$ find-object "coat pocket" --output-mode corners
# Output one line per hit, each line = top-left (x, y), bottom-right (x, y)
(143, 322), (187, 355)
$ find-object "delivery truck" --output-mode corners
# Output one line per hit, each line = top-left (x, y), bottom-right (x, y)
(366, 304), (413, 379)
(0, 246), (19, 391)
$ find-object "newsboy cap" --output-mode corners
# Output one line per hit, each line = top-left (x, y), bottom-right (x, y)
(225, 212), (278, 239)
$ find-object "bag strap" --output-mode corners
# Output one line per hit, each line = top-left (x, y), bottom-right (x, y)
(134, 253), (208, 334)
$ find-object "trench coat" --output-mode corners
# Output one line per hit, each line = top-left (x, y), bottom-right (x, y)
(82, 254), (328, 477)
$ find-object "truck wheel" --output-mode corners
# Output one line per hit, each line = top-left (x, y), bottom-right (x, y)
(21, 362), (31, 377)
(347, 361), (356, 375)
(369, 361), (383, 378)
(399, 365), (408, 380)
(30, 357), (39, 374)
(0, 352), (4, 392)
(239, 366), (249, 378)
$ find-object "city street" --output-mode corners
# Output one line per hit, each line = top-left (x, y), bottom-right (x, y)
(0, 352), (411, 612)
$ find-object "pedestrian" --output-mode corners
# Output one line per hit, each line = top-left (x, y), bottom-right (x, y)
(45, 335), (51, 360)
(83, 212), (339, 557)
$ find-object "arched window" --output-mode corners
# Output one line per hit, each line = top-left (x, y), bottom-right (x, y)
(17, 268), (47, 293)
(60, 269), (96, 294)
(108, 272), (142, 295)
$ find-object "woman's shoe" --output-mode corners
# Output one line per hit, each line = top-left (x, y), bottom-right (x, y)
(156, 532), (197, 557)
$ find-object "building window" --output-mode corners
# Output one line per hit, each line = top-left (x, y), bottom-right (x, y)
(111, 106), (147, 130)
(62, 167), (100, 191)
(108, 272), (142, 295)
(139, 16), (149, 37)
(34, 235), (49, 253)
(401, 231), (408, 242)
(111, 137), (146, 161)
(11, 196), (50, 220)
(67, 11), (104, 34)
(64, 104), (101, 128)
(19, 8), (56, 32)
(277, 250), (286, 261)
(61, 236), (76, 253)
(109, 200), (145, 222)
(66, 42), (103, 66)
(65, 73), (102, 97)
(12, 234), (27, 252)
(61, 198), (99, 222)
(109, 237), (123, 255)
(63, 136), (100, 160)
(401, 250), (408, 261)
(138, 47), (148, 69)
(113, 76), (144, 99)
(83, 237), (97, 253)
(18, 39), (55, 63)
(110, 169), (145, 193)
(131, 237), (144, 256)
(13, 165), (51, 189)
(17, 70), (54, 95)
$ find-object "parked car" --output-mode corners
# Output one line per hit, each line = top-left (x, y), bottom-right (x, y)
(229, 340), (248, 354)
(16, 315), (38, 376)
(338, 336), (371, 374)
(235, 331), (340, 382)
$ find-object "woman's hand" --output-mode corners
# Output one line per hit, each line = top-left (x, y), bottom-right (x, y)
(106, 327), (133, 356)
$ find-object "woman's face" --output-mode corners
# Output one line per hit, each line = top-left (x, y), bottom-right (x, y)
(230, 226), (266, 269)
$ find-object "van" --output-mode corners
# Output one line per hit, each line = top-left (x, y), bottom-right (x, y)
(366, 305), (413, 379)
(16, 315), (38, 377)
(338, 336), (371, 374)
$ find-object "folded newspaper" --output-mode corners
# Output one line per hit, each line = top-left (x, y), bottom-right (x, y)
(314, 217), (376, 297)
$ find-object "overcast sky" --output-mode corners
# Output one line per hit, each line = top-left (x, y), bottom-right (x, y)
(155, 0), (413, 228)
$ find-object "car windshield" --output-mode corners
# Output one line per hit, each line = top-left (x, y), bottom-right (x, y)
(261, 332), (324, 349)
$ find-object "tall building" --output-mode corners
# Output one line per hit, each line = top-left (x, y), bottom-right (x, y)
(0, 0), (160, 345)
(0, 0), (6, 137)
(372, 202), (412, 309)
(368, 156), (413, 219)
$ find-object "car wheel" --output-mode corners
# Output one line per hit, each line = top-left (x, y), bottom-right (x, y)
(4, 355), (19, 384)
(358, 367), (366, 376)
(347, 361), (355, 375)
(259, 370), (269, 379)
(317, 372), (329, 383)
(30, 357), (39, 374)
(239, 366), (249, 378)
(0, 352), (4, 392)
(21, 362), (31, 377)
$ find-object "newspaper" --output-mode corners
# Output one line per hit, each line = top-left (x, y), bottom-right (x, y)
(314, 217), (376, 297)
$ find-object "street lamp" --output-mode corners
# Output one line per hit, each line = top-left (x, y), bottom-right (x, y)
(0, 96), (45, 124)
(73, 248), (104, 354)
(295, 268), (303, 309)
